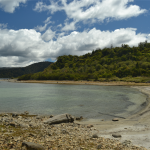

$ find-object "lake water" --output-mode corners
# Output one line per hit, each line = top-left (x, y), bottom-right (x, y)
(0, 81), (147, 120)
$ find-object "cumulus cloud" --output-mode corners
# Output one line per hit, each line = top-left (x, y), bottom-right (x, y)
(35, 24), (48, 32)
(35, 17), (53, 32)
(0, 0), (27, 13)
(0, 27), (149, 67)
(62, 21), (77, 31)
(34, 0), (147, 31)
(0, 23), (7, 29)
(42, 28), (55, 41)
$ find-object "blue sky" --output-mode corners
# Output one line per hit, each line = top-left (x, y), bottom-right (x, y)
(0, 0), (150, 67)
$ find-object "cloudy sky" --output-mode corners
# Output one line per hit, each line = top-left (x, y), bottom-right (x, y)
(0, 0), (150, 67)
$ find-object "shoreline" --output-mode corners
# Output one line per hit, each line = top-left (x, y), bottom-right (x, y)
(1, 79), (150, 149)
(79, 86), (150, 149)
(8, 79), (150, 86)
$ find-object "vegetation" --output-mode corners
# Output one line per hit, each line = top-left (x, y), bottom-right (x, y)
(18, 41), (150, 82)
(0, 62), (53, 78)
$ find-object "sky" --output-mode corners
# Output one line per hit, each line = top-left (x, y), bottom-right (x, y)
(0, 0), (150, 67)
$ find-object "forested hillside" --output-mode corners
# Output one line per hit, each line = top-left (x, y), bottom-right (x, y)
(0, 62), (53, 78)
(18, 41), (150, 82)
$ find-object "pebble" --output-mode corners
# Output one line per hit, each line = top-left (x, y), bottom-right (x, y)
(0, 112), (147, 150)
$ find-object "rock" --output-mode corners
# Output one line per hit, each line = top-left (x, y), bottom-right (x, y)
(122, 140), (131, 145)
(19, 123), (29, 128)
(12, 113), (18, 118)
(24, 111), (29, 115)
(112, 134), (122, 138)
(8, 122), (16, 127)
(17, 116), (22, 119)
(61, 129), (69, 134)
(112, 118), (119, 121)
(43, 113), (74, 125)
(36, 115), (44, 119)
(76, 116), (83, 121)
(97, 144), (102, 149)
(49, 115), (53, 118)
(92, 134), (99, 138)
(22, 142), (45, 150)
(87, 124), (93, 128)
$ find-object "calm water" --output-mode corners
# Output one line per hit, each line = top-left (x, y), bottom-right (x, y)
(0, 81), (147, 120)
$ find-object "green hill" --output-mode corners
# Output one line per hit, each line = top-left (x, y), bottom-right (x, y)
(18, 41), (150, 82)
(0, 62), (53, 78)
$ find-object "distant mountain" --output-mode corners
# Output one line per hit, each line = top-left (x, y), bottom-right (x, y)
(0, 62), (53, 78)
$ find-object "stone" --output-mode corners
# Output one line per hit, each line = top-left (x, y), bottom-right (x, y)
(97, 144), (102, 149)
(22, 142), (45, 150)
(12, 113), (18, 118)
(76, 116), (83, 121)
(112, 134), (122, 138)
(17, 116), (22, 119)
(92, 134), (98, 138)
(87, 124), (93, 128)
(8, 122), (16, 127)
(61, 129), (69, 134)
(19, 123), (29, 128)
(49, 115), (53, 118)
(112, 118), (119, 121)
(24, 111), (29, 115)
(43, 113), (74, 125)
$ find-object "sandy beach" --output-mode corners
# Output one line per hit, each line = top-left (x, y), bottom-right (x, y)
(2, 79), (150, 149)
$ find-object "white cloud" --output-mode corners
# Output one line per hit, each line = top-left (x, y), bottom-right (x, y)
(34, 0), (147, 31)
(0, 27), (148, 67)
(0, 23), (7, 29)
(0, 0), (27, 13)
(42, 28), (55, 41)
(35, 24), (47, 32)
(34, 1), (61, 13)
(35, 17), (53, 32)
(62, 21), (76, 31)
(44, 17), (52, 24)
(57, 24), (62, 28)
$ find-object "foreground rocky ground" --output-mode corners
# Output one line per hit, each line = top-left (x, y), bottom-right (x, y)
(0, 112), (147, 150)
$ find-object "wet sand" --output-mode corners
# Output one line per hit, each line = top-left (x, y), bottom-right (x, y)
(9, 79), (150, 86)
(3, 79), (150, 149)
(78, 86), (150, 149)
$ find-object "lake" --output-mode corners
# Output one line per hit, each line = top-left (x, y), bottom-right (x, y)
(0, 81), (147, 120)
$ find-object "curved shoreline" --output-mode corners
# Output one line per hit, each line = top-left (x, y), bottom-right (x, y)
(2, 79), (150, 149)
(78, 86), (150, 149)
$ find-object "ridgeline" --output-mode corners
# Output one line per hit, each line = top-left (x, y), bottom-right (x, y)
(18, 42), (150, 82)
(0, 62), (53, 78)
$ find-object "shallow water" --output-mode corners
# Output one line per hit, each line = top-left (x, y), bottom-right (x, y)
(0, 81), (147, 120)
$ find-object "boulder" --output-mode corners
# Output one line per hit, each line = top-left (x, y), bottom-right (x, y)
(22, 142), (45, 150)
(43, 113), (74, 125)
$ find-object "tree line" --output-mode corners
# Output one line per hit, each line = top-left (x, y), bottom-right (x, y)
(18, 41), (150, 82)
